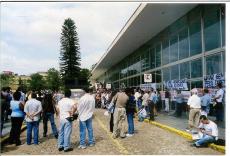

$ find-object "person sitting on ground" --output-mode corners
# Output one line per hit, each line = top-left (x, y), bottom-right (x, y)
(191, 115), (218, 148)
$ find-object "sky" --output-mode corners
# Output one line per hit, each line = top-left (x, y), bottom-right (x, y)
(0, 2), (140, 75)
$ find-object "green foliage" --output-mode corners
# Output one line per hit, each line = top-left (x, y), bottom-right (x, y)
(60, 18), (81, 86)
(28, 73), (46, 91)
(79, 68), (91, 88)
(46, 68), (62, 91)
(0, 74), (15, 88)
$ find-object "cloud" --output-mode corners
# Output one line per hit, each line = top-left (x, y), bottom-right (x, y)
(1, 2), (139, 75)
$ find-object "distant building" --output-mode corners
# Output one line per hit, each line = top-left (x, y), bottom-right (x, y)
(2, 71), (14, 75)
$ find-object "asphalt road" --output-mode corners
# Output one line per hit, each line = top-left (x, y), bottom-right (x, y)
(1, 109), (222, 155)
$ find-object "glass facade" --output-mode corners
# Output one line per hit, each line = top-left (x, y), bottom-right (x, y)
(97, 4), (225, 90)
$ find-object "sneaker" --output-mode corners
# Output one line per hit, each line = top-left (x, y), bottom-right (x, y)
(126, 134), (134, 137)
(58, 147), (64, 151)
(78, 145), (86, 149)
(88, 143), (95, 147)
(64, 148), (73, 152)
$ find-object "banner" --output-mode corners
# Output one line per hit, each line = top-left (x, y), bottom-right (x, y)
(140, 83), (156, 90)
(164, 79), (188, 90)
(144, 74), (152, 83)
(204, 73), (225, 88)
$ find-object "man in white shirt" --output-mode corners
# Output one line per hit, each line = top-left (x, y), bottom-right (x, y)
(191, 115), (218, 147)
(24, 92), (42, 145)
(186, 88), (201, 132)
(142, 90), (150, 115)
(213, 83), (224, 122)
(56, 89), (77, 152)
(134, 88), (141, 110)
(78, 88), (95, 149)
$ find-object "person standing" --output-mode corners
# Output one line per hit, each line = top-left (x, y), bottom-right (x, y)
(142, 90), (150, 115)
(186, 88), (201, 132)
(78, 88), (95, 149)
(126, 88), (136, 137)
(42, 93), (58, 138)
(109, 90), (118, 133)
(24, 92), (42, 145)
(8, 91), (25, 146)
(134, 88), (142, 111)
(164, 89), (170, 113)
(112, 88), (129, 139)
(174, 90), (183, 117)
(213, 83), (224, 122)
(148, 89), (155, 121)
(201, 88), (211, 116)
(56, 89), (76, 152)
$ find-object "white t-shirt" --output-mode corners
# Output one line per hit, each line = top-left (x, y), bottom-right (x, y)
(199, 120), (218, 139)
(78, 93), (95, 122)
(24, 99), (42, 122)
(57, 98), (75, 120)
(187, 94), (201, 109)
(134, 92), (141, 101)
(142, 93), (149, 106)
(215, 88), (224, 103)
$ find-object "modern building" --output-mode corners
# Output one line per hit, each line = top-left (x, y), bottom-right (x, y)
(91, 3), (225, 91)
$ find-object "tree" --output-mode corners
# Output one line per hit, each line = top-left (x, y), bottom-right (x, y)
(79, 68), (91, 88)
(46, 68), (62, 91)
(0, 74), (15, 88)
(59, 18), (81, 88)
(28, 73), (45, 91)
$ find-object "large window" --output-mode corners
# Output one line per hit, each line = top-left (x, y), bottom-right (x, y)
(170, 35), (178, 63)
(156, 70), (161, 83)
(204, 5), (221, 51)
(180, 62), (190, 79)
(191, 80), (203, 89)
(189, 13), (202, 56)
(162, 40), (170, 65)
(171, 64), (179, 80)
(163, 68), (170, 81)
(179, 28), (189, 60)
(206, 54), (222, 75)
(141, 50), (150, 71)
(150, 47), (156, 68)
(156, 44), (161, 67)
(221, 5), (225, 47)
(191, 59), (202, 78)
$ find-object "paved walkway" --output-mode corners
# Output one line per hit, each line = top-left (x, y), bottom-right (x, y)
(1, 109), (222, 155)
(154, 110), (225, 140)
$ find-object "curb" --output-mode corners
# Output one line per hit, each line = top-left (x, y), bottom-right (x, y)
(0, 124), (27, 145)
(144, 119), (225, 154)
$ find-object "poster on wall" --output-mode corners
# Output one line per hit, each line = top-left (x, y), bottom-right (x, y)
(106, 83), (112, 89)
(164, 79), (188, 90)
(204, 73), (225, 88)
(140, 83), (156, 90)
(144, 74), (152, 83)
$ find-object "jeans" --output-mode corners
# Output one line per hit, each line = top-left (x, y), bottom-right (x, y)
(27, 121), (39, 145)
(9, 117), (24, 144)
(79, 117), (94, 146)
(58, 119), (72, 150)
(175, 102), (183, 117)
(149, 103), (154, 121)
(195, 134), (215, 146)
(43, 112), (58, 136)
(137, 99), (142, 110)
(127, 113), (134, 134)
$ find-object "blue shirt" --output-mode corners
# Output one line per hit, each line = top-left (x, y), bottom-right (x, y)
(10, 100), (24, 117)
(176, 93), (183, 103)
(201, 94), (211, 107)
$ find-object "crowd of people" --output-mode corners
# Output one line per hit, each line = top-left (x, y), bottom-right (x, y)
(0, 82), (225, 150)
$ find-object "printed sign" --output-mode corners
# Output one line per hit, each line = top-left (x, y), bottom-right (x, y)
(204, 73), (225, 88)
(144, 74), (152, 83)
(164, 79), (188, 90)
(106, 83), (111, 89)
(140, 83), (156, 90)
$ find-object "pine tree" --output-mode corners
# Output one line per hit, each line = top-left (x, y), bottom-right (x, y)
(60, 18), (81, 87)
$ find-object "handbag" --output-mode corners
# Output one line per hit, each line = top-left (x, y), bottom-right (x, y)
(66, 112), (79, 122)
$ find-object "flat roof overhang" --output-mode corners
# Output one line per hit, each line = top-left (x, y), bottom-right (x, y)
(91, 3), (197, 80)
